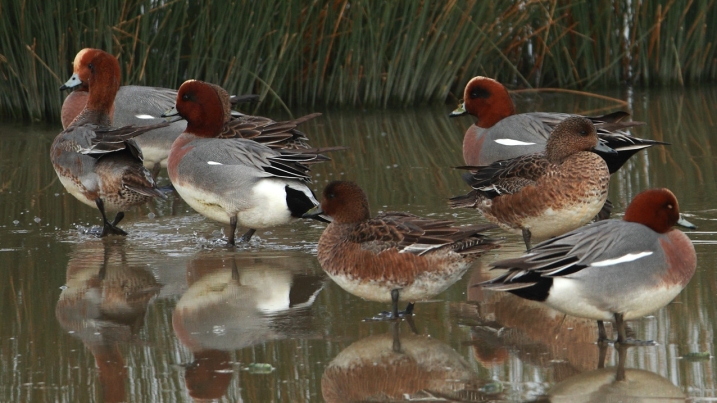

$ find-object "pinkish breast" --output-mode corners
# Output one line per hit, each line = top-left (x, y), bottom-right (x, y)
(659, 230), (697, 287)
(167, 134), (196, 183)
(463, 125), (486, 166)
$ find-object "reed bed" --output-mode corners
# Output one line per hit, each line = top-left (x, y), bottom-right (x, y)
(2, 0), (717, 122)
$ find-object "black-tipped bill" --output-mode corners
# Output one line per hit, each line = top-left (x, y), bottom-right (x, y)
(302, 207), (332, 223)
(59, 73), (82, 91)
(592, 141), (618, 155)
(448, 101), (467, 118)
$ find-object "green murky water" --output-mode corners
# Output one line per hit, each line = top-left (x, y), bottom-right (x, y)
(1, 87), (717, 402)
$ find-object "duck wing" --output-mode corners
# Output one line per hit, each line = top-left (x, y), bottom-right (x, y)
(351, 212), (498, 256)
(480, 220), (657, 290)
(457, 153), (550, 199)
(217, 113), (320, 149)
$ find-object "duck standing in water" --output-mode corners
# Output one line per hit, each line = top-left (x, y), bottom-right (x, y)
(451, 116), (615, 250)
(306, 181), (500, 319)
(162, 79), (337, 245)
(478, 188), (697, 345)
(51, 49), (168, 237)
(60, 48), (260, 177)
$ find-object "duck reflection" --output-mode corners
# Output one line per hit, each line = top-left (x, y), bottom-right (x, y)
(322, 322), (492, 402)
(461, 261), (601, 378)
(55, 238), (162, 403)
(537, 345), (685, 402)
(460, 263), (687, 399)
(172, 251), (326, 401)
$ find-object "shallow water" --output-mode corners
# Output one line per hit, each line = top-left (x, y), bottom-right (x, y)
(1, 87), (717, 402)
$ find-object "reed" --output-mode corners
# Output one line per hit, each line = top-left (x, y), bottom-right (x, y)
(1, 0), (716, 122)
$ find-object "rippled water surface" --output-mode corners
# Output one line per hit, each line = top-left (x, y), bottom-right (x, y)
(2, 87), (717, 402)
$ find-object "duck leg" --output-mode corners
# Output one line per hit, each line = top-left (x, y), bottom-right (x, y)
(521, 228), (532, 250)
(597, 320), (609, 342)
(391, 321), (402, 353)
(391, 289), (400, 319)
(615, 343), (628, 381)
(96, 199), (127, 237)
(150, 164), (161, 182)
(614, 313), (656, 346)
(366, 289), (413, 321)
(597, 342), (608, 369)
(227, 217), (238, 245)
(111, 212), (125, 226)
(238, 228), (257, 243)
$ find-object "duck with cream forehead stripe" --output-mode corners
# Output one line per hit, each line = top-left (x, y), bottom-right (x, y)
(51, 49), (168, 237)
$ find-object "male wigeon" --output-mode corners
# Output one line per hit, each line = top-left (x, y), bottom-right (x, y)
(50, 49), (167, 237)
(478, 188), (697, 345)
(450, 116), (615, 250)
(306, 181), (500, 319)
(449, 76), (664, 173)
(162, 79), (334, 245)
(60, 48), (314, 176)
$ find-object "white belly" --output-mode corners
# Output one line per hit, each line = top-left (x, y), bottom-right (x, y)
(519, 200), (604, 241)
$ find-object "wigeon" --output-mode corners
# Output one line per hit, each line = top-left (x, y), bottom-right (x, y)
(60, 48), (314, 176)
(162, 79), (334, 245)
(50, 49), (167, 237)
(450, 116), (615, 250)
(478, 188), (697, 345)
(449, 76), (664, 173)
(305, 181), (500, 319)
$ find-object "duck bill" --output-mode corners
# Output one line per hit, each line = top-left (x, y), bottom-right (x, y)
(448, 101), (467, 117)
(161, 106), (181, 120)
(302, 207), (332, 223)
(59, 73), (82, 91)
(592, 141), (618, 155)
(677, 214), (697, 229)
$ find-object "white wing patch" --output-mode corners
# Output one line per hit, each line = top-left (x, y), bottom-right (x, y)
(207, 161), (223, 165)
(134, 114), (156, 119)
(590, 251), (653, 267)
(494, 139), (537, 146)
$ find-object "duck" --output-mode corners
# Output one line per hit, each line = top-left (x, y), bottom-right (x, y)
(449, 76), (664, 173)
(305, 181), (500, 319)
(60, 48), (298, 176)
(51, 49), (168, 237)
(162, 79), (334, 245)
(478, 188), (697, 345)
(450, 116), (615, 250)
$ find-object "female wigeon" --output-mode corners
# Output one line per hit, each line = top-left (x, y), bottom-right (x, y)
(60, 48), (315, 176)
(450, 116), (615, 250)
(306, 181), (500, 319)
(449, 76), (664, 173)
(162, 79), (333, 245)
(479, 188), (697, 345)
(51, 49), (167, 237)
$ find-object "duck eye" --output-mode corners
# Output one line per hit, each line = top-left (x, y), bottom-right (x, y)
(667, 204), (673, 209)
(182, 94), (189, 101)
(581, 130), (588, 135)
(88, 63), (94, 71)
(469, 88), (490, 99)
(327, 193), (335, 200)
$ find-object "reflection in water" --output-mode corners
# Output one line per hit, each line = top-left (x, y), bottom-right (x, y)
(541, 346), (685, 403)
(322, 322), (490, 402)
(461, 262), (601, 378)
(459, 262), (705, 401)
(55, 238), (162, 403)
(172, 252), (326, 401)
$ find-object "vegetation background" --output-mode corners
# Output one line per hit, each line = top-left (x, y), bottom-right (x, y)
(2, 0), (716, 121)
